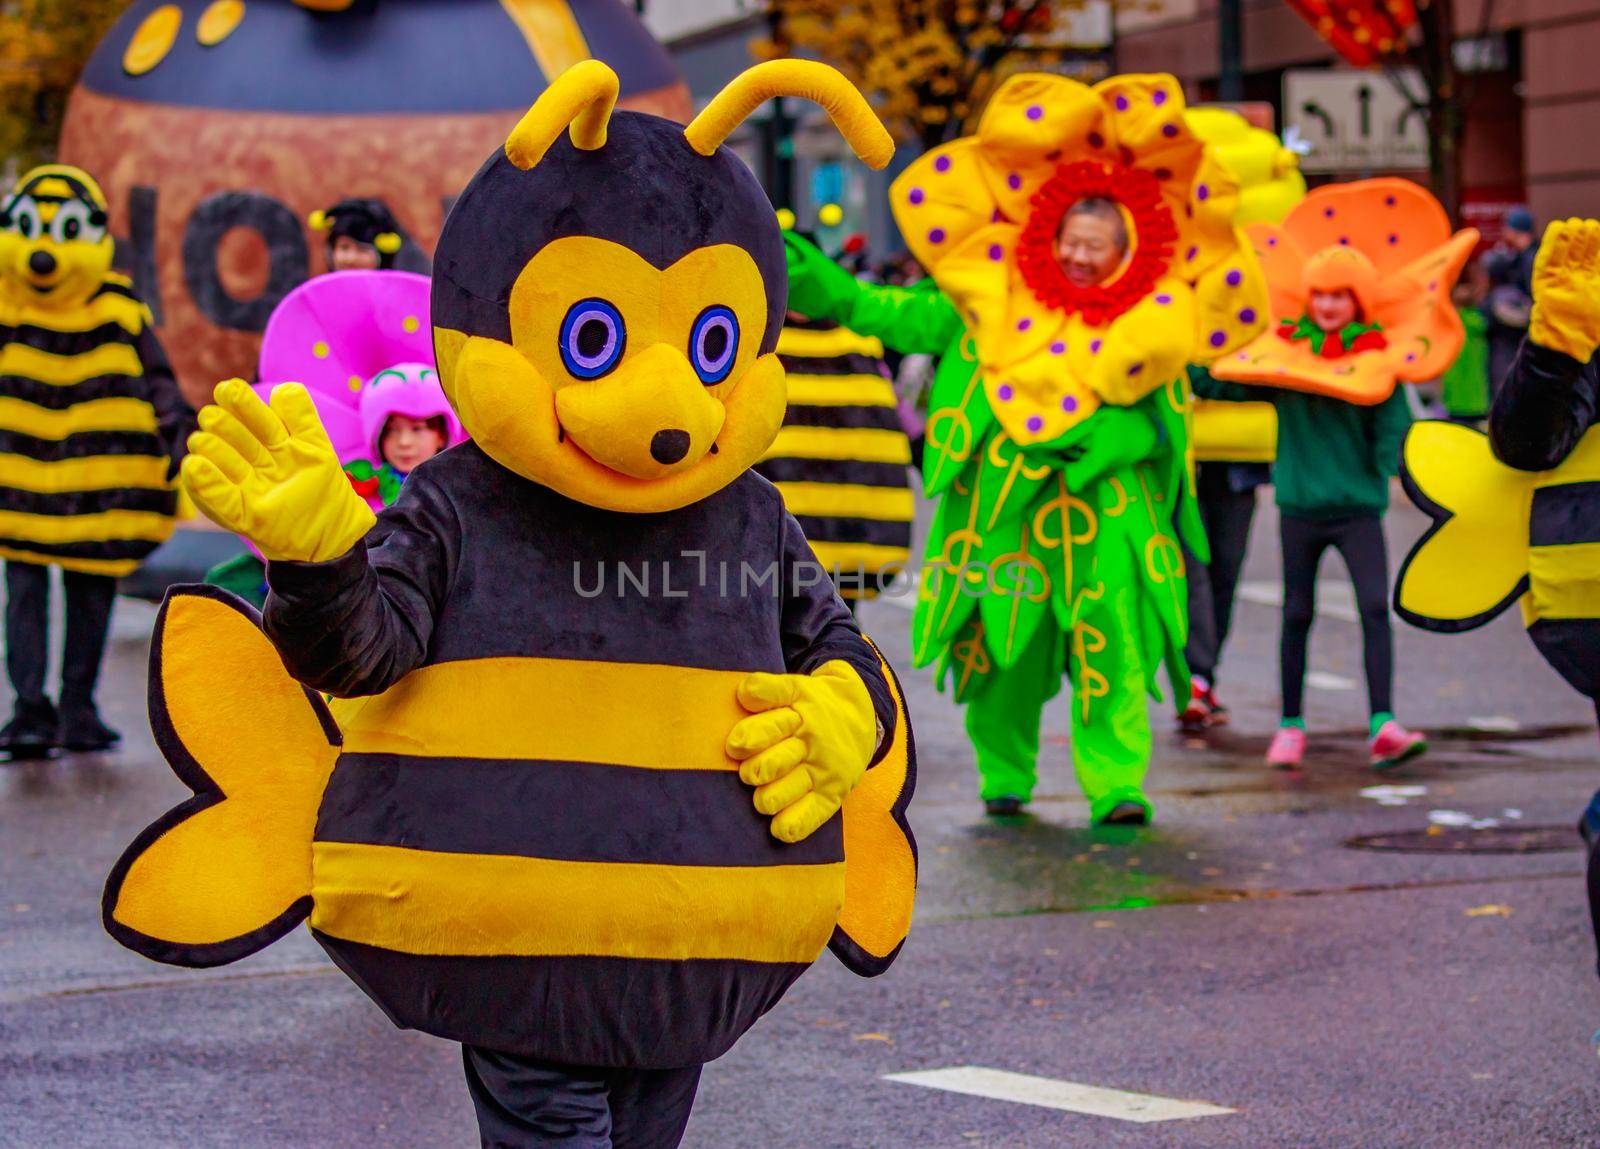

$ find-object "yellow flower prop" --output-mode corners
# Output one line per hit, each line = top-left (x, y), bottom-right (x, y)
(1184, 108), (1307, 228)
(889, 72), (1269, 447)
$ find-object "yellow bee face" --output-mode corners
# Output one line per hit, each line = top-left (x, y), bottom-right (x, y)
(0, 166), (114, 311)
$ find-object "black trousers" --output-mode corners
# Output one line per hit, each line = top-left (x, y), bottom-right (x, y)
(4, 561), (117, 708)
(1183, 466), (1260, 685)
(463, 1047), (703, 1149)
(1278, 513), (1393, 720)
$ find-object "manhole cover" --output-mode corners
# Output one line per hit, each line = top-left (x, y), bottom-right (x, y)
(1345, 825), (1578, 854)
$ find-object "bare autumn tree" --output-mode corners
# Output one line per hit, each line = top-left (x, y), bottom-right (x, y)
(0, 0), (132, 171)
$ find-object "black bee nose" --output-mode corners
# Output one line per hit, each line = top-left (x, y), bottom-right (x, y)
(28, 250), (55, 277)
(650, 429), (690, 465)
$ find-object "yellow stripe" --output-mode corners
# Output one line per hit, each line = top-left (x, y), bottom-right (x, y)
(807, 539), (912, 572)
(0, 546), (138, 577)
(340, 657), (748, 766)
(0, 508), (174, 545)
(498, 0), (591, 79)
(764, 426), (911, 464)
(1527, 542), (1600, 621)
(0, 396), (157, 439)
(777, 326), (885, 360)
(13, 291), (145, 335)
(310, 842), (844, 962)
(0, 453), (169, 494)
(777, 481), (915, 522)
(783, 373), (898, 408)
(0, 341), (142, 386)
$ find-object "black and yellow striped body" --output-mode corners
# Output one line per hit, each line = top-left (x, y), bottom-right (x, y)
(305, 445), (848, 1067)
(757, 322), (913, 599)
(0, 275), (177, 575)
(1524, 460), (1600, 699)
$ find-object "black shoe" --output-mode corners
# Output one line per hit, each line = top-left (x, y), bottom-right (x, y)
(984, 796), (1027, 817)
(58, 702), (120, 753)
(1098, 800), (1150, 826)
(0, 699), (57, 759)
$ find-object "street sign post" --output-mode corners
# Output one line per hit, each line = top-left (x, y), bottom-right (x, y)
(1284, 69), (1429, 174)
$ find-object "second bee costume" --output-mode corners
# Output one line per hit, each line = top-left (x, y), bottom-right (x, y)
(103, 62), (916, 1149)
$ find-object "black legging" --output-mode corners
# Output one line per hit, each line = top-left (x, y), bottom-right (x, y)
(5, 561), (117, 708)
(1279, 513), (1393, 720)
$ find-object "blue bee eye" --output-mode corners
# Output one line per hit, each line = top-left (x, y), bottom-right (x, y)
(689, 305), (739, 386)
(559, 299), (625, 380)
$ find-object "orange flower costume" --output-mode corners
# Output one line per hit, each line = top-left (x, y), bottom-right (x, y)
(1213, 178), (1478, 403)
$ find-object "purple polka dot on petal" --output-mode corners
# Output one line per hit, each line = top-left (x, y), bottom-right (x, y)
(1406, 353), (1418, 363)
(988, 243), (1004, 261)
(1323, 207), (1335, 218)
(1339, 236), (1349, 245)
(1155, 293), (1173, 306)
(1050, 341), (1067, 355)
(1239, 307), (1257, 324)
(1385, 195), (1397, 206)
(1115, 95), (1130, 111)
(928, 227), (946, 244)
(1026, 104), (1044, 121)
(1196, 184), (1210, 202)
(1267, 237), (1278, 247)
(934, 155), (952, 173)
(1017, 317), (1032, 332)
(1128, 362), (1144, 377)
(1088, 132), (1104, 148)
(1007, 172), (1022, 190)
(1237, 353), (1248, 361)
(997, 384), (1015, 401)
(1090, 339), (1103, 355)
(1162, 123), (1179, 138)
(1428, 281), (1438, 291)
(1209, 330), (1227, 348)
(1153, 89), (1168, 106)
(1026, 415), (1045, 433)
(1225, 269), (1242, 287)
(908, 188), (925, 205)
(1062, 395), (1079, 412)
(1187, 246), (1199, 261)
(1388, 234), (1399, 245)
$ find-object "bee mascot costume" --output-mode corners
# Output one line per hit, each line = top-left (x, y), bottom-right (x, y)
(0, 165), (192, 757)
(1395, 217), (1600, 977)
(102, 61), (917, 1148)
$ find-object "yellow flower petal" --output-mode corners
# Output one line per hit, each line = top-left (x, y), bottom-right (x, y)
(978, 74), (1108, 159)
(1090, 280), (1195, 405)
(889, 139), (999, 277)
(1192, 249), (1269, 363)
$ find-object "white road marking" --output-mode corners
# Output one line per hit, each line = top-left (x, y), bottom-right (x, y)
(1306, 670), (1356, 692)
(1360, 784), (1428, 808)
(1238, 580), (1359, 622)
(1468, 715), (1521, 733)
(883, 1066), (1235, 1124)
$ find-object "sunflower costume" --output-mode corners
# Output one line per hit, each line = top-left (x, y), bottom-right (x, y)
(789, 73), (1268, 822)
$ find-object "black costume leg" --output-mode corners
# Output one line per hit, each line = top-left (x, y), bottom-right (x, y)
(1204, 481), (1259, 674)
(1331, 516), (1394, 717)
(463, 1049), (616, 1149)
(60, 570), (117, 710)
(1278, 514), (1331, 721)
(5, 561), (51, 705)
(605, 1065), (703, 1149)
(1181, 538), (1218, 683)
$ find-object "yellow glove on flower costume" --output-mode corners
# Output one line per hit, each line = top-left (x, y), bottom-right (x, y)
(182, 379), (377, 563)
(1529, 218), (1600, 363)
(726, 660), (877, 844)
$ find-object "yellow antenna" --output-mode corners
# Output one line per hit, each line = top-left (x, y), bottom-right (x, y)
(505, 59), (619, 172)
(685, 60), (894, 170)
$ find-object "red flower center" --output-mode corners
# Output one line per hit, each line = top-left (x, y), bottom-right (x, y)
(1015, 160), (1179, 328)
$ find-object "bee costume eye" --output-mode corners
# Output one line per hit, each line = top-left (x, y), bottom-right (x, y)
(559, 299), (626, 379)
(689, 306), (739, 385)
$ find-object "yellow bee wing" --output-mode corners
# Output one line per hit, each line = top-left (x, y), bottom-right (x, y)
(103, 587), (340, 967)
(1395, 420), (1534, 632)
(832, 640), (917, 976)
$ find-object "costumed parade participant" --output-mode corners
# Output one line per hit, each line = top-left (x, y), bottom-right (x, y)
(1210, 178), (1477, 770)
(756, 271), (915, 605)
(310, 197), (406, 272)
(103, 60), (917, 1149)
(787, 72), (1270, 824)
(1395, 217), (1600, 974)
(205, 271), (463, 607)
(1177, 108), (1301, 732)
(0, 165), (193, 756)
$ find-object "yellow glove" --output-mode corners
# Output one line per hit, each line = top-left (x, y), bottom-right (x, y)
(725, 660), (878, 844)
(1529, 218), (1600, 363)
(181, 379), (376, 563)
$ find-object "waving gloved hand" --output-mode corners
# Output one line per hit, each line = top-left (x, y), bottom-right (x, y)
(1530, 218), (1600, 363)
(726, 660), (878, 844)
(182, 379), (376, 563)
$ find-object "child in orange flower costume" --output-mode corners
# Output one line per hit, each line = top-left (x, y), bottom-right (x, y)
(1208, 178), (1477, 770)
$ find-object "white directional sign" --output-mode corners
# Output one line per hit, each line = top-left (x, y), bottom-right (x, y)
(1284, 69), (1429, 174)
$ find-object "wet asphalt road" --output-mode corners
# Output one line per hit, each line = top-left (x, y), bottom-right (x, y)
(3, 490), (1599, 1148)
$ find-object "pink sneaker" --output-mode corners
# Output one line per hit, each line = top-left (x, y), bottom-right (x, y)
(1370, 721), (1427, 771)
(1265, 726), (1306, 769)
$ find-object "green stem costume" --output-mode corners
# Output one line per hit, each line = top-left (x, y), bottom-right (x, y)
(786, 234), (1203, 820)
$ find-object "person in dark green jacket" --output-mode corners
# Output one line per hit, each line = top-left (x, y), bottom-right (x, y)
(1195, 303), (1425, 772)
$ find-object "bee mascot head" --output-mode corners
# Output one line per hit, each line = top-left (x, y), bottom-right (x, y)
(0, 166), (114, 312)
(431, 59), (892, 514)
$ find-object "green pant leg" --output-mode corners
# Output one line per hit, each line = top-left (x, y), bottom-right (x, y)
(1069, 586), (1154, 822)
(962, 621), (1061, 802)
